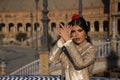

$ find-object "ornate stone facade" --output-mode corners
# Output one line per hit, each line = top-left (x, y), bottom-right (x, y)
(0, 0), (120, 46)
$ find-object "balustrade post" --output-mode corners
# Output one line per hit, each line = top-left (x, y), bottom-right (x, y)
(39, 51), (49, 74)
(111, 39), (117, 54)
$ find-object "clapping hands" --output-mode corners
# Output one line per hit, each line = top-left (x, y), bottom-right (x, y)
(55, 24), (72, 43)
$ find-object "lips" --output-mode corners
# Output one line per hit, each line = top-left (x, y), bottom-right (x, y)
(74, 38), (80, 41)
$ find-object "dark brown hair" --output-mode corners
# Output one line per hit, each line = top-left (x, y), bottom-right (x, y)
(69, 14), (92, 43)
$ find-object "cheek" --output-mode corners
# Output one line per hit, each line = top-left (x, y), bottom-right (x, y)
(71, 33), (75, 37)
(79, 32), (86, 38)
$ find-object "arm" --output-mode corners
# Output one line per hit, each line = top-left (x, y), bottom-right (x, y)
(62, 41), (98, 70)
(49, 40), (63, 64)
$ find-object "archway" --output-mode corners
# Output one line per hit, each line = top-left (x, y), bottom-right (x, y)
(17, 23), (23, 32)
(0, 23), (5, 32)
(9, 23), (14, 32)
(26, 23), (31, 32)
(34, 23), (39, 31)
(94, 21), (99, 32)
(51, 22), (56, 31)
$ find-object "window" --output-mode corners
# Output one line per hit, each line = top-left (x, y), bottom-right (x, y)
(94, 21), (99, 32)
(17, 23), (23, 32)
(9, 23), (14, 32)
(118, 3), (120, 12)
(26, 23), (31, 32)
(102, 0), (110, 13)
(34, 23), (39, 31)
(51, 22), (56, 31)
(0, 23), (5, 31)
(103, 21), (109, 32)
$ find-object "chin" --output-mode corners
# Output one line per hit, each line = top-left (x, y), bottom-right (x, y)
(73, 41), (81, 45)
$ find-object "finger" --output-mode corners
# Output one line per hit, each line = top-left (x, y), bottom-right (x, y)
(71, 36), (75, 40)
(55, 28), (62, 35)
(59, 23), (66, 30)
(66, 24), (71, 28)
(59, 23), (64, 28)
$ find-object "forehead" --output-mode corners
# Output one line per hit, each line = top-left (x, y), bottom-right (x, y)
(72, 25), (83, 30)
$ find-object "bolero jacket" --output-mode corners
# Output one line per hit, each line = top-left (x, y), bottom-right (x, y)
(49, 40), (98, 80)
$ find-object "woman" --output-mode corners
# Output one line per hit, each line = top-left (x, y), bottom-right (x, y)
(49, 14), (98, 80)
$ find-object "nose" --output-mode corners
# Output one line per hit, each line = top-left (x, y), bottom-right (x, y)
(74, 31), (79, 37)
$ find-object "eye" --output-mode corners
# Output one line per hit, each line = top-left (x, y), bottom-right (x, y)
(78, 29), (83, 32)
(71, 30), (75, 33)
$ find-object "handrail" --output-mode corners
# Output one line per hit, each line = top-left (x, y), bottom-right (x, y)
(10, 41), (120, 76)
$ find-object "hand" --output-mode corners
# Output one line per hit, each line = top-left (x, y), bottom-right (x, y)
(55, 24), (72, 42)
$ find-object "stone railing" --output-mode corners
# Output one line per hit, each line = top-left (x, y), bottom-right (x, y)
(11, 59), (40, 75)
(92, 77), (120, 80)
(10, 41), (120, 75)
(93, 41), (111, 58)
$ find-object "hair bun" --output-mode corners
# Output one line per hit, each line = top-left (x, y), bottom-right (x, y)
(72, 14), (80, 20)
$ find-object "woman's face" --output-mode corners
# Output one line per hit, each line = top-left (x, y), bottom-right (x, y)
(71, 25), (86, 44)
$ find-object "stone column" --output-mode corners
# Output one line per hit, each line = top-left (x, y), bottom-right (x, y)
(99, 20), (103, 32)
(23, 24), (25, 33)
(112, 17), (116, 39)
(90, 21), (94, 32)
(111, 17), (117, 54)
(111, 39), (117, 54)
(13, 24), (15, 33)
(5, 24), (8, 34)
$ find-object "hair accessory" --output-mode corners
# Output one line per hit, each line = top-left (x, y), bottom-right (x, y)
(72, 14), (80, 20)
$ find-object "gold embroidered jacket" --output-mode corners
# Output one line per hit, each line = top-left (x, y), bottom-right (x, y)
(49, 40), (98, 80)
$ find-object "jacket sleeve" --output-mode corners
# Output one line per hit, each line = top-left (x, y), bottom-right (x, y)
(49, 44), (62, 64)
(62, 41), (98, 70)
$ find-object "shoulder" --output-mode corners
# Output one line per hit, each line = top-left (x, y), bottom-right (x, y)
(84, 42), (98, 53)
(88, 43), (98, 55)
(88, 43), (98, 49)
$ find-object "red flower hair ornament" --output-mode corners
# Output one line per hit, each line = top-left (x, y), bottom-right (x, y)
(72, 14), (80, 20)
